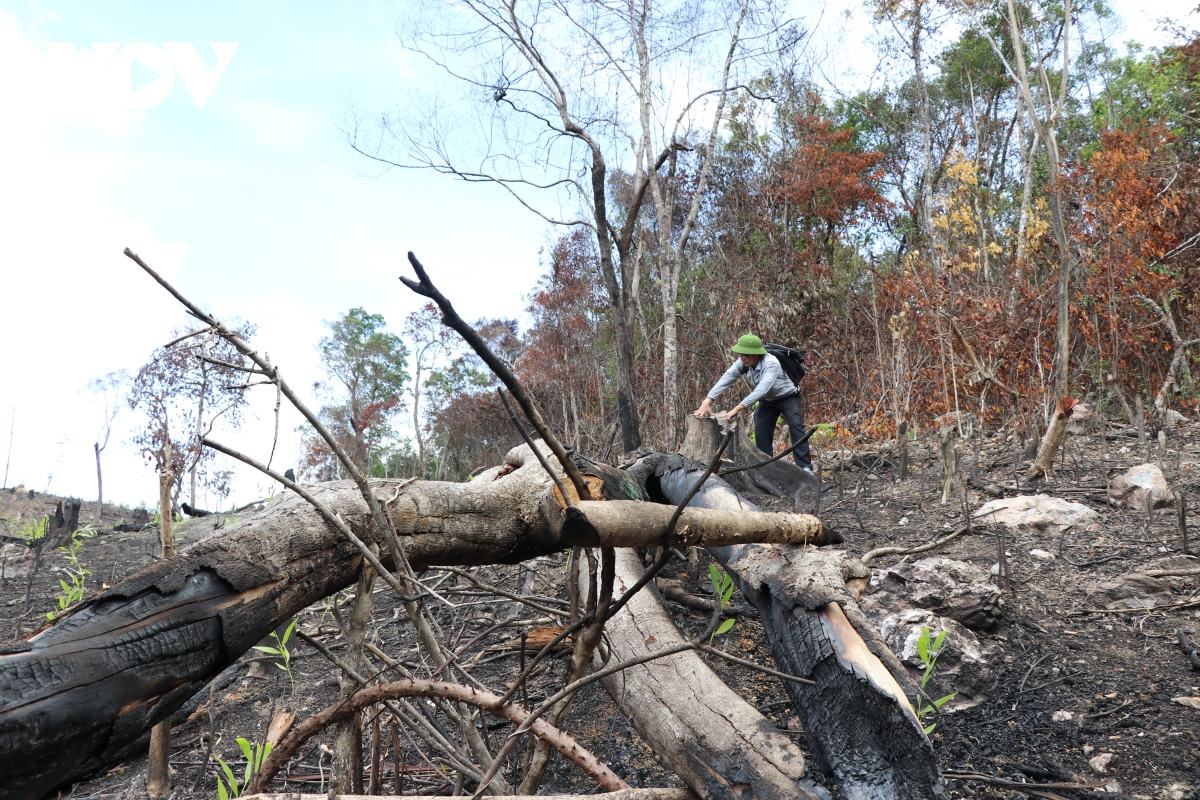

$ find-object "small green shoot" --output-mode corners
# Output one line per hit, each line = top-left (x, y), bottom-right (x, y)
(47, 525), (96, 621)
(19, 516), (48, 546)
(252, 619), (297, 692)
(708, 563), (737, 642)
(215, 737), (273, 799)
(912, 625), (957, 734)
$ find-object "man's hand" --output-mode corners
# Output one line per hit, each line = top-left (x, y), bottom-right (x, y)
(721, 404), (745, 422)
(692, 398), (714, 417)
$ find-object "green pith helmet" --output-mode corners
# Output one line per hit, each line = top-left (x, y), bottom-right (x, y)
(731, 334), (767, 355)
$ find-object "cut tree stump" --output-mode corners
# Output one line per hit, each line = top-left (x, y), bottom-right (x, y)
(680, 414), (811, 498)
(1026, 396), (1077, 481)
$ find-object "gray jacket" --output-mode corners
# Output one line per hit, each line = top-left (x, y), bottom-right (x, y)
(706, 353), (798, 409)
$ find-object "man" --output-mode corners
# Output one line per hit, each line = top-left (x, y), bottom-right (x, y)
(692, 334), (813, 474)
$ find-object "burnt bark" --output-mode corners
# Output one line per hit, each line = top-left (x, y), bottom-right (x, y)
(671, 421), (946, 800)
(0, 447), (565, 800)
(680, 417), (810, 499)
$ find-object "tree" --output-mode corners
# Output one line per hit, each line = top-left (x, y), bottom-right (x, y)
(350, 0), (798, 451)
(86, 370), (129, 520)
(968, 0), (1078, 396)
(302, 308), (409, 479)
(403, 304), (452, 476)
(129, 323), (255, 517)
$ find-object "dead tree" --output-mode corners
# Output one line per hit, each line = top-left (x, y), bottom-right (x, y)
(0, 444), (839, 800)
(675, 417), (946, 800)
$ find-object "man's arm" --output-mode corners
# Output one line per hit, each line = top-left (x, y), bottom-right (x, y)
(706, 361), (744, 400)
(694, 360), (743, 417)
(739, 355), (781, 409)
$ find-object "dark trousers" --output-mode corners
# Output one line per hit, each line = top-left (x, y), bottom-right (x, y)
(753, 393), (811, 470)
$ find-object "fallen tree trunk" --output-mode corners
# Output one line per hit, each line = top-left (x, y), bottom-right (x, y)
(670, 418), (946, 800)
(0, 445), (832, 800)
(581, 548), (825, 800)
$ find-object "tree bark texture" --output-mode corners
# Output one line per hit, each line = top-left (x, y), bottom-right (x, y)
(1026, 396), (1077, 481)
(332, 551), (376, 794)
(673, 422), (946, 800)
(581, 548), (825, 800)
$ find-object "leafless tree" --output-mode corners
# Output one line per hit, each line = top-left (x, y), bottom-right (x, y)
(87, 370), (129, 520)
(346, 0), (798, 451)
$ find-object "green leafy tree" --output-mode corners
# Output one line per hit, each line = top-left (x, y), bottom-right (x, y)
(301, 308), (409, 479)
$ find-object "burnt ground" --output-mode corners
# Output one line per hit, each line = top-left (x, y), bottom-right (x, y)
(2, 416), (1200, 800)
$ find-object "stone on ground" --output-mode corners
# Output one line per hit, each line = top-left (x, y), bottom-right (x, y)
(1108, 463), (1174, 512)
(859, 557), (1004, 631)
(876, 608), (997, 711)
(973, 494), (1100, 534)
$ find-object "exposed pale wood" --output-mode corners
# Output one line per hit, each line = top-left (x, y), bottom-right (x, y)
(674, 419), (946, 800)
(565, 501), (830, 548)
(1027, 396), (1077, 480)
(581, 548), (822, 800)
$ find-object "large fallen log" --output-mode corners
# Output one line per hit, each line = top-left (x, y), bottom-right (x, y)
(0, 445), (835, 800)
(666, 418), (946, 800)
(584, 547), (826, 800)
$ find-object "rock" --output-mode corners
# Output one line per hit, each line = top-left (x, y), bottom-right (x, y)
(981, 483), (1005, 498)
(859, 556), (1004, 631)
(1086, 573), (1173, 611)
(0, 543), (37, 580)
(1109, 463), (1175, 512)
(877, 608), (997, 711)
(974, 494), (1100, 534)
(1029, 548), (1055, 561)
(1067, 402), (1096, 435)
(1164, 409), (1188, 429)
(1090, 752), (1116, 774)
(1173, 697), (1200, 709)
(1052, 710), (1075, 722)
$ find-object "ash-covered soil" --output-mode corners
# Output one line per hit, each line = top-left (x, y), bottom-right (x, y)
(2, 416), (1199, 800)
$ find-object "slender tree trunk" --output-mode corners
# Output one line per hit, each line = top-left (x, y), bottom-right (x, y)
(333, 547), (377, 794)
(192, 340), (209, 509)
(910, 0), (939, 275)
(146, 445), (175, 799)
(413, 362), (425, 475)
(94, 443), (103, 521)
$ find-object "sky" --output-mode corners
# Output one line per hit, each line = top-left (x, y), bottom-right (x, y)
(0, 0), (1193, 511)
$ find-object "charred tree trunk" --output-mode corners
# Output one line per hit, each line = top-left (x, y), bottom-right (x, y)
(673, 418), (946, 800)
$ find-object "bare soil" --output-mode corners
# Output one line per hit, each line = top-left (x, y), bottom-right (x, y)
(3, 417), (1199, 800)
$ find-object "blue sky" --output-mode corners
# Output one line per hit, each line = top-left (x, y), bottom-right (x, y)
(0, 0), (1192, 510)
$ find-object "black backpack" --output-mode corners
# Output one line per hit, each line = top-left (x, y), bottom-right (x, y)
(739, 343), (807, 386)
(765, 343), (806, 386)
